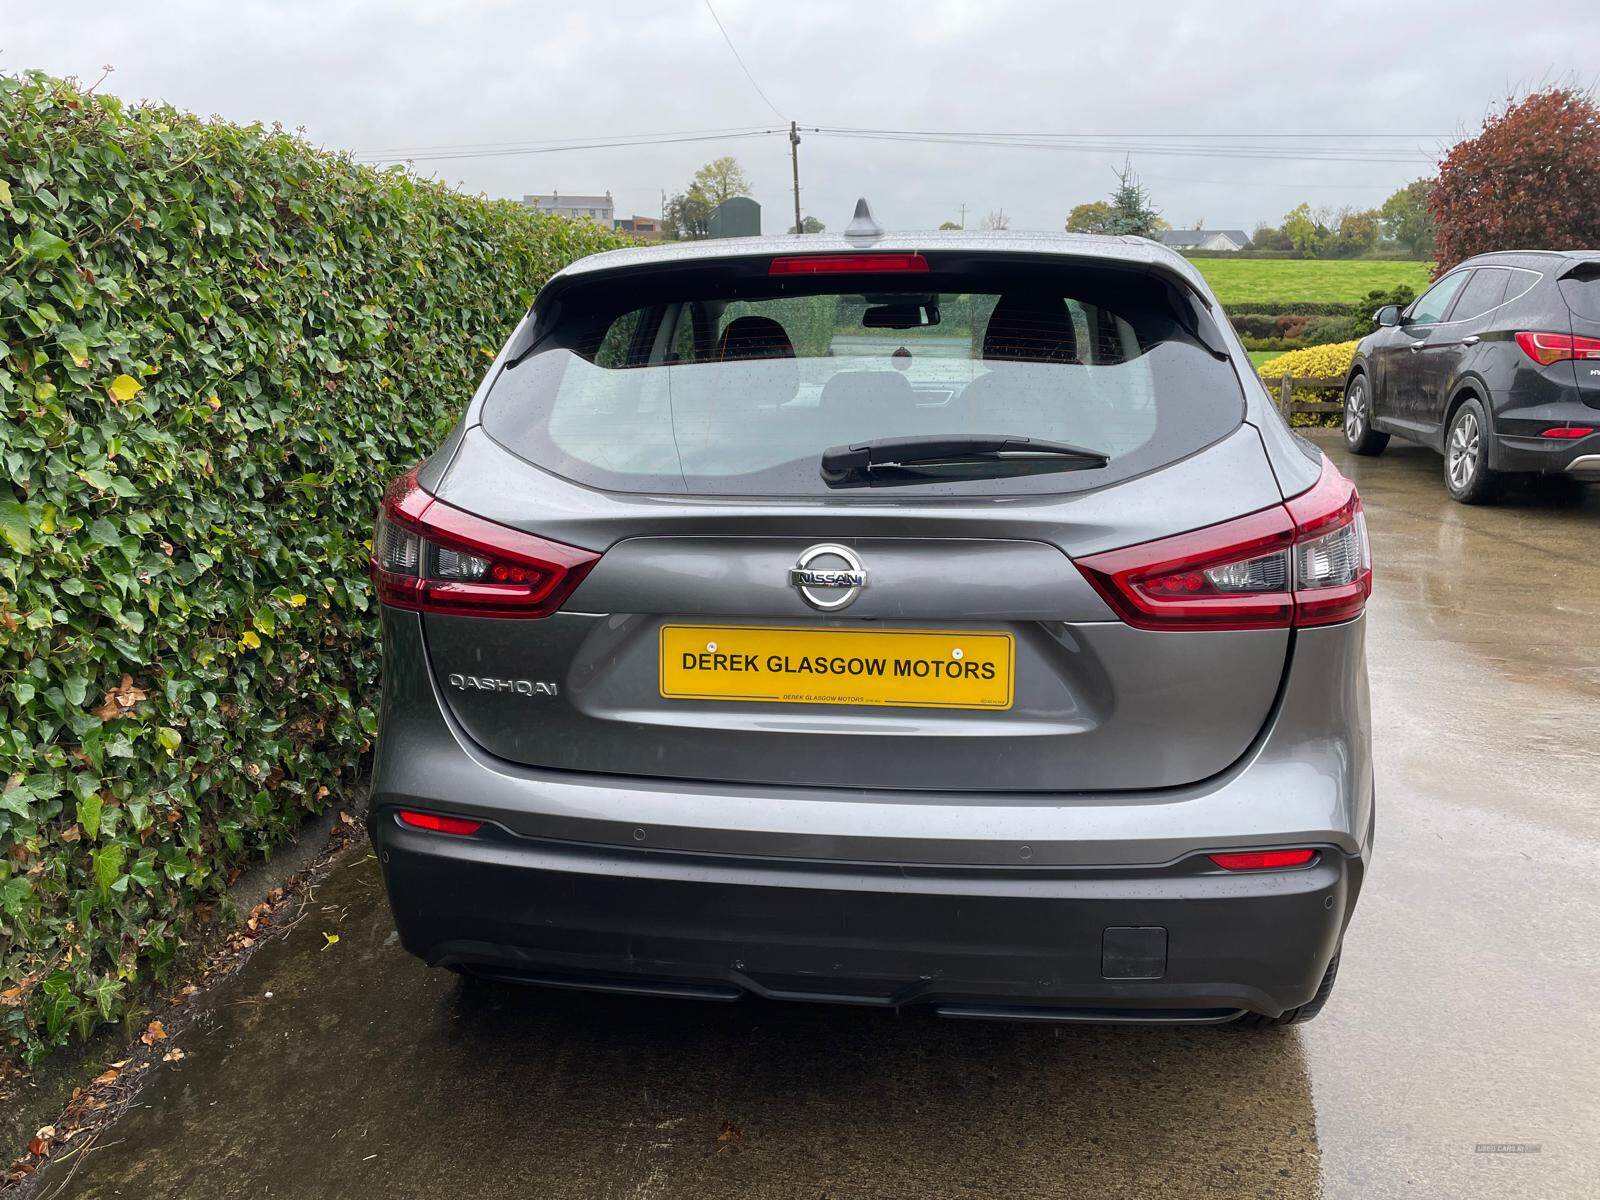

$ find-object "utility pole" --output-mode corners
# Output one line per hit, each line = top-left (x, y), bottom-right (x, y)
(789, 121), (803, 236)
(958, 203), (967, 230)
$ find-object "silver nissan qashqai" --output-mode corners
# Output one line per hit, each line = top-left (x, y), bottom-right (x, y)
(369, 211), (1374, 1027)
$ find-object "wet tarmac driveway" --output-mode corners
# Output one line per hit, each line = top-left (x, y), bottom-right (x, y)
(33, 432), (1600, 1199)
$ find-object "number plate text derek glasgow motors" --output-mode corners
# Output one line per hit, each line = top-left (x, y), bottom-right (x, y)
(658, 625), (1015, 710)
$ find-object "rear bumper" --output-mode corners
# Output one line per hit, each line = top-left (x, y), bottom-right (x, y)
(373, 813), (1366, 1020)
(1492, 431), (1600, 475)
(1566, 453), (1600, 481)
(371, 609), (1374, 1020)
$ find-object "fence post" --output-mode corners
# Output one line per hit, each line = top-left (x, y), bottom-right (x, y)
(1278, 374), (1294, 419)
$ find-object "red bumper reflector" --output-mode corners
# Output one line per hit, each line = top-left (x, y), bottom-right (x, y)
(1540, 426), (1595, 439)
(1208, 848), (1317, 871)
(398, 810), (482, 836)
(768, 253), (929, 275)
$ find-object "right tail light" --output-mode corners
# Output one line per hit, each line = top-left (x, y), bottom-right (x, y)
(1076, 456), (1370, 631)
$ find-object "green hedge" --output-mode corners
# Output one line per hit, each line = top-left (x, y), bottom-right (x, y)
(1220, 301), (1354, 318)
(0, 71), (631, 1063)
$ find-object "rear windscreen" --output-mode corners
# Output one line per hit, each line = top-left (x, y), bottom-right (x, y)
(480, 258), (1245, 496)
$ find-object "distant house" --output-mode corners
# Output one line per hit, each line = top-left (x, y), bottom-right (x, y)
(523, 191), (614, 227)
(614, 215), (662, 240)
(1158, 229), (1252, 253)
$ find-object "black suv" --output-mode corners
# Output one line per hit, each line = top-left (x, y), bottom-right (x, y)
(1343, 250), (1600, 502)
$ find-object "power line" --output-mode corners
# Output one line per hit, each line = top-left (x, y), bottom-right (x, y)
(819, 124), (1455, 140)
(354, 125), (774, 157)
(702, 0), (786, 121)
(354, 128), (781, 165)
(809, 128), (1438, 165)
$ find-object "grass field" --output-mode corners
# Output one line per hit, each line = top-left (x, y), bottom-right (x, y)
(1191, 258), (1432, 306)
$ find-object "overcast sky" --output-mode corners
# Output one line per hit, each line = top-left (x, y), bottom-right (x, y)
(6, 0), (1597, 234)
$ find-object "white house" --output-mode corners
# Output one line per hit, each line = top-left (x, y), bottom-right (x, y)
(1158, 229), (1252, 252)
(523, 192), (615, 227)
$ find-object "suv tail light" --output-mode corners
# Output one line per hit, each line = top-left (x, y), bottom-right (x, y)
(371, 468), (599, 618)
(1514, 331), (1600, 365)
(1076, 456), (1370, 631)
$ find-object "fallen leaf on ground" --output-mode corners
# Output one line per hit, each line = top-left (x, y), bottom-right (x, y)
(321, 932), (339, 950)
(162, 1047), (186, 1062)
(92, 1068), (120, 1086)
(140, 1019), (167, 1044)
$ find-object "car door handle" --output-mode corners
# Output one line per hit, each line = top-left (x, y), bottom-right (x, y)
(1408, 342), (1424, 352)
(1458, 335), (1480, 346)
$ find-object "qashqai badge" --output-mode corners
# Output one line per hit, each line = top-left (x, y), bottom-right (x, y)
(789, 544), (867, 611)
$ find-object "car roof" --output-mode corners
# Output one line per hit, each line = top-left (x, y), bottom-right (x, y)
(550, 229), (1210, 293)
(1453, 248), (1600, 271)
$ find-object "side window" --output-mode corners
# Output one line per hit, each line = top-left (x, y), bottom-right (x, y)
(1407, 271), (1469, 325)
(1448, 269), (1511, 323)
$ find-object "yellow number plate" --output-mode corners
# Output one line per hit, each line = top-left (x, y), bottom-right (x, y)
(659, 625), (1014, 710)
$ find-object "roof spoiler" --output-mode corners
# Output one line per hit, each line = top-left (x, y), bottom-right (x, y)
(1557, 258), (1600, 280)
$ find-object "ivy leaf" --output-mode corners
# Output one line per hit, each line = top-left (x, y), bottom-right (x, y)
(25, 229), (71, 260)
(1, 782), (35, 818)
(59, 331), (90, 369)
(77, 792), (104, 840)
(0, 501), (32, 553)
(87, 977), (123, 1021)
(129, 857), (161, 890)
(107, 374), (144, 403)
(92, 844), (125, 895)
(87, 518), (121, 547)
(155, 727), (182, 754)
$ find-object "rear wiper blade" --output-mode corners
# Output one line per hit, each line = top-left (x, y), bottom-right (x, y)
(820, 434), (1109, 488)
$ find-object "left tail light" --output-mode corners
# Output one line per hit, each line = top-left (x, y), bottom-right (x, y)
(1076, 456), (1371, 631)
(371, 468), (600, 618)
(1514, 331), (1600, 366)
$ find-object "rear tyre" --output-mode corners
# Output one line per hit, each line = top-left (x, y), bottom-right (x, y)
(1343, 374), (1389, 456)
(1443, 398), (1499, 504)
(1236, 949), (1340, 1028)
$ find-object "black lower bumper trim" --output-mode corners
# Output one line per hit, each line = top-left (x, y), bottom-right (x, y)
(935, 1004), (1245, 1025)
(376, 816), (1362, 1020)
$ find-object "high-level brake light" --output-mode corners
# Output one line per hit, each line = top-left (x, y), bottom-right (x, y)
(372, 469), (600, 618)
(1076, 456), (1371, 631)
(768, 253), (929, 275)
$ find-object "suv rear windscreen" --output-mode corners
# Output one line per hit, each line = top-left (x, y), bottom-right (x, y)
(480, 257), (1244, 496)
